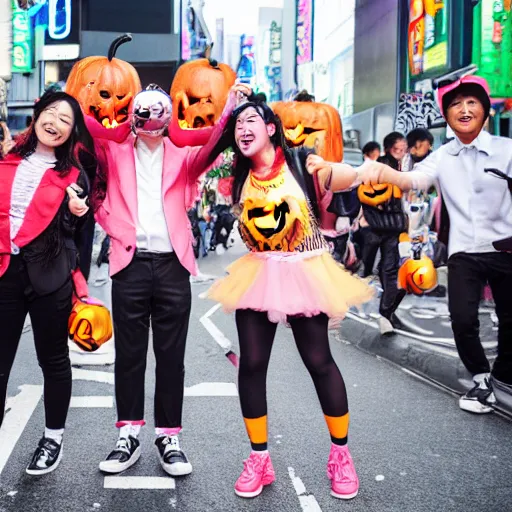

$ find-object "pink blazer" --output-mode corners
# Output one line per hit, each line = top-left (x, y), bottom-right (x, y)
(86, 105), (231, 277)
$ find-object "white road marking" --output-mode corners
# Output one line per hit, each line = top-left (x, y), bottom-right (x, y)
(184, 382), (238, 396)
(104, 476), (176, 489)
(69, 396), (114, 408)
(0, 385), (43, 475)
(72, 368), (114, 385)
(376, 475), (385, 481)
(288, 467), (323, 511)
(199, 303), (232, 351)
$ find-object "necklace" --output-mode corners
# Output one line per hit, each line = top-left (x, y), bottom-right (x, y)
(249, 164), (286, 193)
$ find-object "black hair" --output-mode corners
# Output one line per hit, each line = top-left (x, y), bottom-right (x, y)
(406, 128), (434, 149)
(362, 141), (381, 156)
(294, 89), (315, 102)
(207, 97), (319, 219)
(10, 89), (95, 177)
(441, 83), (491, 121)
(382, 131), (405, 152)
(254, 92), (267, 103)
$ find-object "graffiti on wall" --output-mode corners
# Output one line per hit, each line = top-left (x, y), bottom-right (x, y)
(395, 91), (444, 134)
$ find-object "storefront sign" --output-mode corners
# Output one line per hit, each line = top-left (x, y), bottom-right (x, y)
(408, 0), (449, 78)
(181, 0), (209, 61)
(296, 0), (313, 66)
(12, 0), (33, 73)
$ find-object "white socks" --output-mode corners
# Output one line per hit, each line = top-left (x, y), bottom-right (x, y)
(45, 427), (64, 445)
(119, 424), (141, 439)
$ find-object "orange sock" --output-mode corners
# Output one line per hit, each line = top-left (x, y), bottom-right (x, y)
(324, 413), (349, 444)
(244, 415), (268, 450)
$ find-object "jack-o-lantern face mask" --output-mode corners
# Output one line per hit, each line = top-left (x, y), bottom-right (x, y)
(271, 100), (343, 162)
(66, 34), (141, 128)
(169, 54), (237, 147)
(358, 183), (402, 207)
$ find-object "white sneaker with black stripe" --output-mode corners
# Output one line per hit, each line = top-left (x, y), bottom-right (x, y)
(155, 435), (192, 476)
(459, 376), (497, 414)
(99, 435), (141, 473)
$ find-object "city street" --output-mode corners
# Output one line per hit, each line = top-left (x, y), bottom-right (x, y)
(0, 243), (511, 512)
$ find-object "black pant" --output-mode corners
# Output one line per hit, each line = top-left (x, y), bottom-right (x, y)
(111, 251), (192, 428)
(0, 256), (73, 429)
(361, 228), (406, 319)
(448, 252), (512, 383)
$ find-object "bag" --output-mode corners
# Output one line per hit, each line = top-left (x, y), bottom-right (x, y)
(327, 190), (360, 219)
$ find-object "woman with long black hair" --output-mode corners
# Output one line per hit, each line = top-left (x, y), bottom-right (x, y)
(0, 90), (93, 475)
(205, 99), (373, 500)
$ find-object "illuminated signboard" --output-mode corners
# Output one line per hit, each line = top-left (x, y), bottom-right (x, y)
(296, 0), (313, 66)
(12, 0), (34, 73)
(43, 0), (80, 60)
(408, 0), (449, 78)
(472, 0), (512, 98)
(48, 0), (71, 39)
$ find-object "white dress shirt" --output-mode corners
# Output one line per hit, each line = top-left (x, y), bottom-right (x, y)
(407, 130), (512, 257)
(134, 137), (173, 253)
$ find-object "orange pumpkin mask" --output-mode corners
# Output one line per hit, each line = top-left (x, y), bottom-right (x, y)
(358, 183), (402, 207)
(169, 55), (237, 148)
(66, 34), (141, 128)
(68, 298), (113, 352)
(398, 255), (437, 295)
(271, 101), (343, 162)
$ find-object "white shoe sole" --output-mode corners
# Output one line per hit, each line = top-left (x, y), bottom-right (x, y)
(331, 489), (359, 500)
(459, 398), (493, 414)
(26, 446), (63, 476)
(156, 446), (192, 477)
(379, 317), (394, 335)
(99, 446), (141, 474)
(235, 484), (264, 498)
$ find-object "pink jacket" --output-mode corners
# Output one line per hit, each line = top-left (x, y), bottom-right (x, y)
(87, 102), (232, 277)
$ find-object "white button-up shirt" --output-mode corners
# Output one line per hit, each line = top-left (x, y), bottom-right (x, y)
(134, 138), (173, 253)
(408, 130), (512, 257)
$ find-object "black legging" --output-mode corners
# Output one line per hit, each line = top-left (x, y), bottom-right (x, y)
(236, 309), (349, 420)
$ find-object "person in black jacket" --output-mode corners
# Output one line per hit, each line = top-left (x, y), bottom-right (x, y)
(0, 90), (93, 475)
(362, 132), (408, 334)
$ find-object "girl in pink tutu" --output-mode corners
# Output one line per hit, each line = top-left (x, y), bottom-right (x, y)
(206, 99), (373, 500)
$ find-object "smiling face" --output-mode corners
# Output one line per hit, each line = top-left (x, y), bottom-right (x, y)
(234, 107), (275, 158)
(34, 100), (74, 149)
(446, 94), (485, 143)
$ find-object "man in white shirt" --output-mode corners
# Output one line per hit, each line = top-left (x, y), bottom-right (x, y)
(358, 75), (512, 414)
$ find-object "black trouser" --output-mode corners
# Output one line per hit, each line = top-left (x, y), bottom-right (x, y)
(361, 228), (406, 319)
(111, 251), (192, 428)
(0, 256), (73, 429)
(448, 252), (512, 384)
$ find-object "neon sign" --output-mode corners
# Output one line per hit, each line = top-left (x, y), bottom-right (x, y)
(48, 0), (71, 40)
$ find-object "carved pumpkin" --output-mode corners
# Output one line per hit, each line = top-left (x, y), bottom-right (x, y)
(66, 34), (141, 128)
(271, 101), (343, 162)
(169, 53), (237, 148)
(357, 184), (402, 207)
(68, 298), (113, 352)
(398, 255), (437, 295)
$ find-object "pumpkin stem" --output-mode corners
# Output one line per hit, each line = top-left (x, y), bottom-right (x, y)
(108, 33), (133, 61)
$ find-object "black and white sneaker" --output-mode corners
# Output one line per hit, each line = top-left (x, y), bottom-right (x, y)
(99, 436), (141, 474)
(155, 436), (192, 476)
(26, 437), (63, 476)
(459, 378), (497, 414)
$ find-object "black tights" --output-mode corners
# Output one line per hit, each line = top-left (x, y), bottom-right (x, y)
(236, 309), (349, 421)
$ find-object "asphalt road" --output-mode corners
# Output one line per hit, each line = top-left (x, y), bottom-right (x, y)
(1, 243), (511, 512)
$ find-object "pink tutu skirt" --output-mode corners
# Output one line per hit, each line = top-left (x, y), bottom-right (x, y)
(206, 249), (374, 323)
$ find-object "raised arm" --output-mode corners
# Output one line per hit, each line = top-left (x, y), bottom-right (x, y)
(184, 82), (252, 182)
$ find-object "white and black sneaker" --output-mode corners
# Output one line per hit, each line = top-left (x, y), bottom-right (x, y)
(459, 377), (497, 414)
(26, 437), (63, 476)
(99, 436), (141, 474)
(155, 435), (192, 476)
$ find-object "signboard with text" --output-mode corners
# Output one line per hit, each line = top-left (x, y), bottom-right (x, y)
(296, 0), (313, 66)
(12, 0), (34, 73)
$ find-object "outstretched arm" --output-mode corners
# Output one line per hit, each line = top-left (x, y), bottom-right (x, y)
(185, 82), (252, 181)
(306, 154), (357, 193)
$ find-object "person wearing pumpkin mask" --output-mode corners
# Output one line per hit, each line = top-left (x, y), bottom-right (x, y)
(86, 82), (251, 477)
(0, 90), (93, 475)
(204, 99), (373, 500)
(356, 75), (512, 414)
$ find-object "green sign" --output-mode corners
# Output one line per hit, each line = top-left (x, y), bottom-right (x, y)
(473, 0), (512, 98)
(12, 0), (34, 73)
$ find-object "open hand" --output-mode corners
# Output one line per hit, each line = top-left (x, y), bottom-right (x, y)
(67, 185), (89, 217)
(228, 81), (253, 107)
(306, 153), (331, 175)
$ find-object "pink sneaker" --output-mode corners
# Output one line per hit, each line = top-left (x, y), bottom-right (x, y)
(327, 444), (359, 499)
(234, 451), (275, 498)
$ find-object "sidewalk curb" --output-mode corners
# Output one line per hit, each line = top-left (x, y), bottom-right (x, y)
(340, 316), (512, 419)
